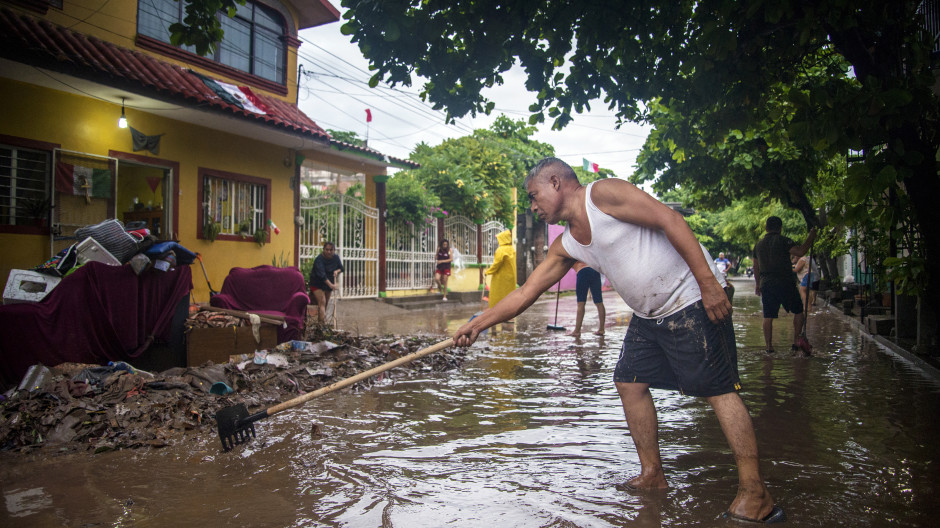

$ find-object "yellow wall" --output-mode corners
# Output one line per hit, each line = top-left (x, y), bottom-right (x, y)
(0, 79), (298, 302)
(118, 165), (165, 213)
(35, 0), (302, 103)
(382, 267), (482, 297)
(449, 267), (484, 292)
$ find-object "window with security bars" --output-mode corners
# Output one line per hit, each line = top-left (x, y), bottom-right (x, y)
(0, 144), (51, 227)
(200, 170), (268, 239)
(138, 0), (287, 84)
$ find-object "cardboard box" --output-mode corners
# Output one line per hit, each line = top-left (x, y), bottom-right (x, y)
(3, 269), (62, 304)
(186, 324), (278, 366)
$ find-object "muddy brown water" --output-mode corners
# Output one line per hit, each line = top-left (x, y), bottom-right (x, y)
(2, 280), (939, 527)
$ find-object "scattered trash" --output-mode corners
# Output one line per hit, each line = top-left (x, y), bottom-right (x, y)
(209, 382), (234, 395)
(0, 330), (467, 454)
(253, 349), (268, 365)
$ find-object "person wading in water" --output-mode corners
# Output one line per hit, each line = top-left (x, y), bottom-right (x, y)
(454, 157), (783, 524)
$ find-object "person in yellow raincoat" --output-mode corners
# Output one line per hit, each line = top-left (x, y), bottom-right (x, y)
(485, 230), (516, 308)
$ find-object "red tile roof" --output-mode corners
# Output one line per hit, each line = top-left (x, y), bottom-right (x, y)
(330, 139), (420, 169)
(0, 7), (330, 142)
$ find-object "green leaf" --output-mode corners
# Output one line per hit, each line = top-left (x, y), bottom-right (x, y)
(384, 20), (400, 42)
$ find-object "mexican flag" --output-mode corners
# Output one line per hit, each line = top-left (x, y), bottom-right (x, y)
(192, 71), (268, 114)
(55, 162), (111, 198)
(582, 158), (599, 173)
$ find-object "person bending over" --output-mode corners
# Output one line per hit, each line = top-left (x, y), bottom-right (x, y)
(309, 241), (343, 325)
(454, 157), (783, 524)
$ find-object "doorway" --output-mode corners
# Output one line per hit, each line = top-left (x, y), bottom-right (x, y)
(117, 162), (169, 239)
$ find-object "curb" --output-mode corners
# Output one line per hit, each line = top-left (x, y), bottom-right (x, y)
(822, 298), (940, 383)
(728, 276), (940, 382)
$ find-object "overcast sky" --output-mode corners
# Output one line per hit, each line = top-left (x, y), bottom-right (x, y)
(296, 11), (652, 179)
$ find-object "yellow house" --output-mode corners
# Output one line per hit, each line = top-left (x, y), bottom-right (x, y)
(0, 0), (413, 302)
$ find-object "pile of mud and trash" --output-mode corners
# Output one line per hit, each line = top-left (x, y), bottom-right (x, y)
(0, 327), (465, 454)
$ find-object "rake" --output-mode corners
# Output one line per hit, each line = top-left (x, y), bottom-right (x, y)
(216, 338), (454, 451)
(547, 281), (565, 331)
(195, 253), (219, 297)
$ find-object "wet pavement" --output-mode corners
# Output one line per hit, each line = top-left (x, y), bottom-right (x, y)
(2, 278), (939, 527)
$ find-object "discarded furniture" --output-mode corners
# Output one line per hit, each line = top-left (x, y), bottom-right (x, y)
(209, 265), (309, 343)
(0, 262), (192, 388)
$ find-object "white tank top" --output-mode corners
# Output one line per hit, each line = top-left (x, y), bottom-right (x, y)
(561, 181), (725, 319)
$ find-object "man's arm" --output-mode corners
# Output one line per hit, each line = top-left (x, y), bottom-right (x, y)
(327, 258), (343, 289)
(454, 237), (575, 346)
(752, 249), (762, 295)
(590, 179), (731, 323)
(789, 227), (818, 258)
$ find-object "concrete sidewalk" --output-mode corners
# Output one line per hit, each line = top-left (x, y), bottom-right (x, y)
(727, 275), (940, 381)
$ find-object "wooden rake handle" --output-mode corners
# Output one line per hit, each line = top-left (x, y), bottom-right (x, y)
(264, 338), (455, 417)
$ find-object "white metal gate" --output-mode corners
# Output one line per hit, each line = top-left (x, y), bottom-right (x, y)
(443, 215), (478, 267)
(299, 194), (378, 298)
(480, 220), (505, 265)
(386, 218), (437, 290)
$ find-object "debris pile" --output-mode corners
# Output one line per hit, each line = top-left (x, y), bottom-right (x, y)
(0, 328), (464, 454)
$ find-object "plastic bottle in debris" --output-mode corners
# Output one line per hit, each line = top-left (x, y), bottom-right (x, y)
(253, 349), (268, 365)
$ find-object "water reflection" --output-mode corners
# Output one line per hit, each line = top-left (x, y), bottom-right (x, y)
(2, 286), (939, 527)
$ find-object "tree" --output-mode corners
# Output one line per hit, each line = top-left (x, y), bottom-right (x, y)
(386, 172), (440, 227)
(328, 129), (366, 148)
(168, 0), (245, 56)
(404, 116), (555, 225)
(341, 0), (940, 340)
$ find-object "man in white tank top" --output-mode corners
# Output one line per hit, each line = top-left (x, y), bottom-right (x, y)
(454, 158), (783, 523)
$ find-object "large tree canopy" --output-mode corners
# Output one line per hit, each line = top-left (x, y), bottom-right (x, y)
(400, 115), (556, 225)
(341, 0), (940, 334)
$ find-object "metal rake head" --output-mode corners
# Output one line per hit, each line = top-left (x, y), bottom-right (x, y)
(217, 403), (256, 451)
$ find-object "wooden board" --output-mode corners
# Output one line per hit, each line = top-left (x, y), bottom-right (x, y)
(186, 325), (278, 366)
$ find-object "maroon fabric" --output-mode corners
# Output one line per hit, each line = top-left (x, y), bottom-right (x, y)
(0, 262), (192, 388)
(209, 265), (309, 343)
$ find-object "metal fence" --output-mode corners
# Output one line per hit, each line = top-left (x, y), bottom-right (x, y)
(480, 220), (505, 266)
(299, 193), (378, 298)
(443, 215), (478, 267)
(385, 218), (437, 290)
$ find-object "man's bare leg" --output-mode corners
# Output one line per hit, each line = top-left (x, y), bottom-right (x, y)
(570, 302), (586, 337)
(616, 382), (668, 489)
(313, 289), (327, 324)
(761, 318), (774, 351)
(706, 392), (775, 520)
(594, 302), (606, 335)
(792, 313), (804, 346)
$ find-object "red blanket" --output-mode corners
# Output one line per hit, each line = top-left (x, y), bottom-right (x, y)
(0, 262), (192, 388)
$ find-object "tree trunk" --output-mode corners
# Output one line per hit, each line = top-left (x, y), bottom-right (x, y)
(903, 160), (940, 351)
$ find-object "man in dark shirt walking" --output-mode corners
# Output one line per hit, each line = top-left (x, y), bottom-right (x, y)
(753, 216), (816, 353)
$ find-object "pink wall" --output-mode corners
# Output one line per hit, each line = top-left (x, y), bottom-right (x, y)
(548, 224), (611, 292)
(548, 224), (577, 290)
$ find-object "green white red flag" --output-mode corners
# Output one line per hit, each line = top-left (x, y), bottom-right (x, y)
(55, 162), (111, 198)
(582, 158), (599, 173)
(193, 71), (268, 114)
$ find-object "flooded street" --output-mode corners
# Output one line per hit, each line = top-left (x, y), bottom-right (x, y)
(2, 279), (939, 527)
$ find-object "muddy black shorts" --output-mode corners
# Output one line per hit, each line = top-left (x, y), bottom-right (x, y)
(613, 301), (741, 397)
(760, 278), (803, 318)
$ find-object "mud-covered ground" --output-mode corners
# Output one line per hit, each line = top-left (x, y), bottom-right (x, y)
(0, 324), (462, 455)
